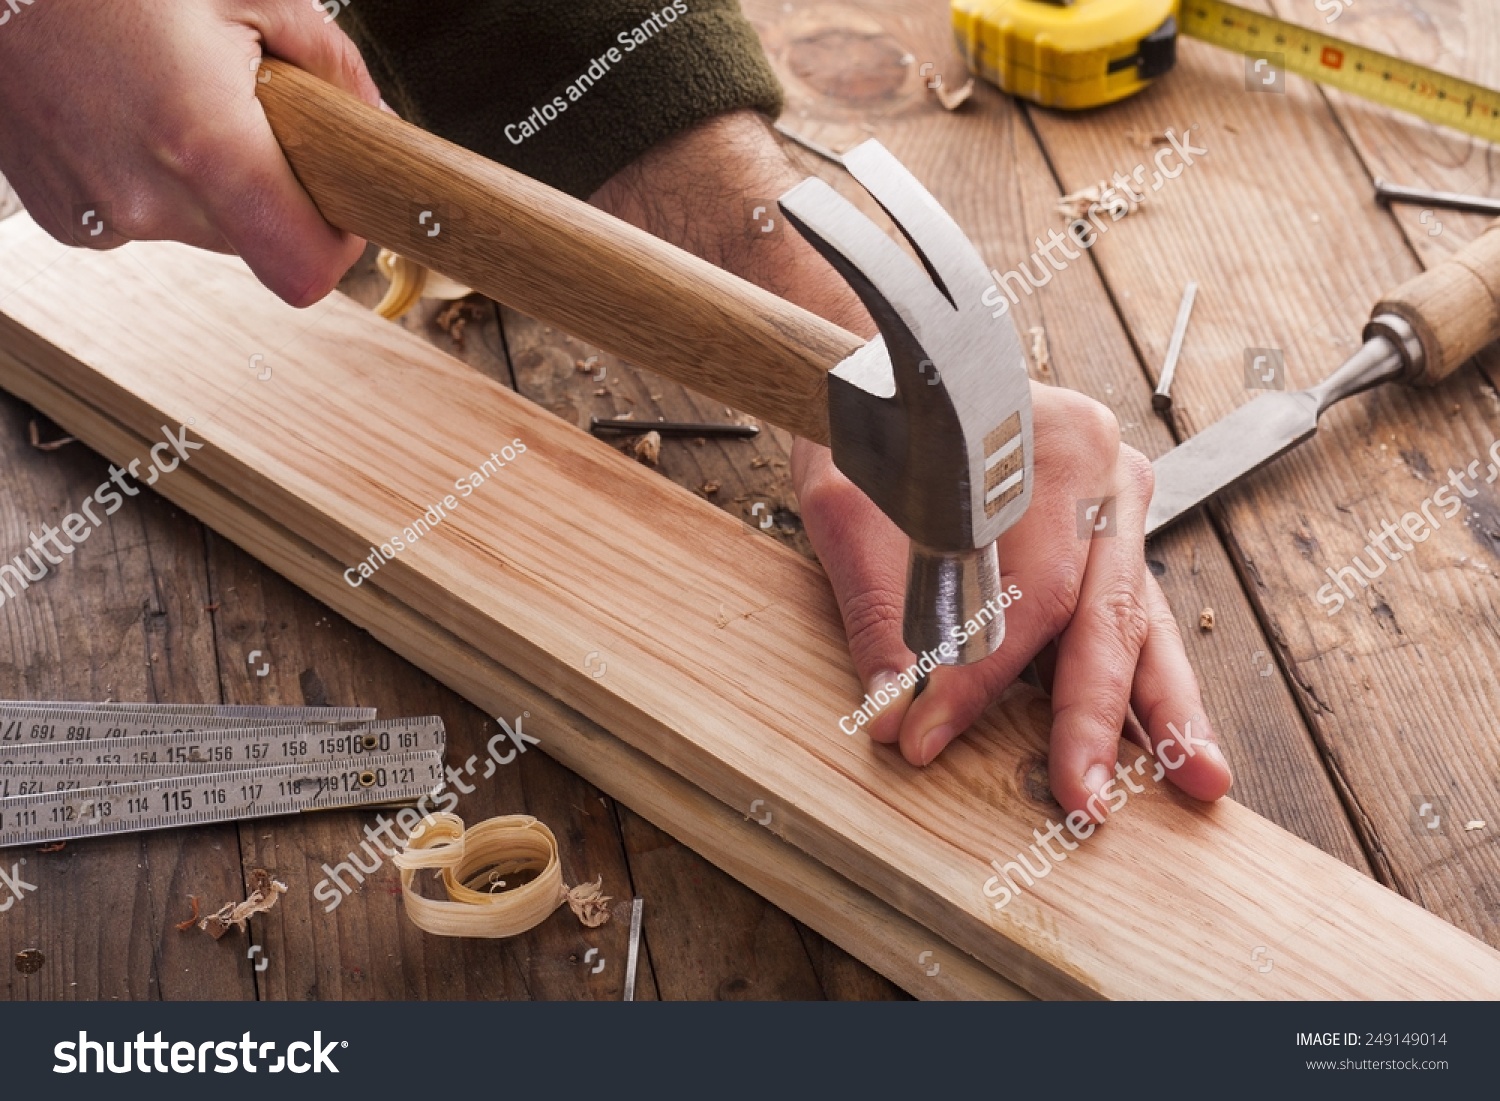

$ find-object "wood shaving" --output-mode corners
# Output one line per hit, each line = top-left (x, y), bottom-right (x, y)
(750, 457), (771, 469)
(1199, 608), (1215, 631)
(631, 430), (662, 467)
(1124, 128), (1172, 149)
(1027, 326), (1052, 380)
(434, 296), (485, 350)
(197, 869), (286, 940)
(933, 77), (975, 111)
(175, 895), (202, 932)
(1464, 820), (1487, 831)
(701, 481), (721, 496)
(36, 841), (65, 853)
(564, 877), (612, 928)
(28, 419), (77, 451)
(1057, 180), (1143, 223)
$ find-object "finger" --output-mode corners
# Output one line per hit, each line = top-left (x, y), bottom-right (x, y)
(1045, 448), (1156, 822)
(253, 0), (383, 107)
(1129, 574), (1233, 801)
(895, 393), (1118, 766)
(793, 439), (919, 744)
(188, 55), (366, 305)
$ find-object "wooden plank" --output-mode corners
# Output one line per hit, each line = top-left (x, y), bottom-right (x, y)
(0, 340), (1020, 1001)
(744, 0), (1370, 864)
(1023, 0), (1500, 946)
(1, 223), (1493, 997)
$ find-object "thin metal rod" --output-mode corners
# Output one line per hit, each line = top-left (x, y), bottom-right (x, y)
(1373, 178), (1500, 216)
(1152, 281), (1199, 413)
(623, 897), (644, 1002)
(590, 417), (760, 439)
(773, 121), (847, 167)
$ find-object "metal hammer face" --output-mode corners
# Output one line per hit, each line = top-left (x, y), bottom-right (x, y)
(778, 141), (1033, 666)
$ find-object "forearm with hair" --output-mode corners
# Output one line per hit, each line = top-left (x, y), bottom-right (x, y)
(590, 111), (875, 342)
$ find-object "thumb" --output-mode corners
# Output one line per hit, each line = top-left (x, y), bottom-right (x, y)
(792, 439), (920, 745)
(252, 1), (382, 108)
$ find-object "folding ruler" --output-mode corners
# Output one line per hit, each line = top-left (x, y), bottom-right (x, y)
(0, 702), (447, 848)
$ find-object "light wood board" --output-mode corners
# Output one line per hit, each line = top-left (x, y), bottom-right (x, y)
(1, 217), (1495, 998)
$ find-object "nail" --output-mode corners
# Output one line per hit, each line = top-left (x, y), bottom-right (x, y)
(1202, 741), (1231, 772)
(919, 724), (954, 765)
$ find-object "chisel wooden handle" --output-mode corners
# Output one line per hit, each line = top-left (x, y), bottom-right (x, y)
(255, 59), (852, 444)
(1374, 218), (1500, 385)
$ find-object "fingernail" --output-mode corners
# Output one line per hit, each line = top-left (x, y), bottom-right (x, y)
(865, 670), (904, 711)
(1083, 764), (1113, 818)
(1203, 742), (1231, 773)
(918, 724), (954, 766)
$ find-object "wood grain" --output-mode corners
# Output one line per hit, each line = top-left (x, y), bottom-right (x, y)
(2, 221), (1494, 997)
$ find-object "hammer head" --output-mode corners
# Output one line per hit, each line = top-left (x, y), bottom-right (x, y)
(778, 141), (1033, 665)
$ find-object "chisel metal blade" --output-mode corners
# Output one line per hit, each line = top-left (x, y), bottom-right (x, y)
(1145, 390), (1321, 536)
(1145, 336), (1407, 537)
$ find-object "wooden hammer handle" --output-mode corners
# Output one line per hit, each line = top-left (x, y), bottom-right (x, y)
(255, 59), (852, 444)
(1374, 218), (1500, 385)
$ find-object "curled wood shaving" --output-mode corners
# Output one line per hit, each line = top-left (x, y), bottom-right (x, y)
(631, 430), (662, 467)
(394, 813), (609, 938)
(175, 895), (202, 932)
(374, 250), (473, 322)
(198, 869), (286, 940)
(565, 877), (612, 928)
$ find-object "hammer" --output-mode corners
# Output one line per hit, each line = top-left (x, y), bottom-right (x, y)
(256, 62), (1034, 665)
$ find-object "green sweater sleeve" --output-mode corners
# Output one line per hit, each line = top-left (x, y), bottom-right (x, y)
(340, 1), (784, 200)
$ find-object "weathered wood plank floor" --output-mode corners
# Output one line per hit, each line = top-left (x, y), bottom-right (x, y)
(1, 0), (1495, 998)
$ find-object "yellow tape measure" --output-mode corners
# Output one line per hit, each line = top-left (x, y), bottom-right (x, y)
(953, 0), (1500, 144)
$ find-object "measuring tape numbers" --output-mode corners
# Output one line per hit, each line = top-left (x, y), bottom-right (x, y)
(0, 750), (447, 848)
(953, 0), (1500, 145)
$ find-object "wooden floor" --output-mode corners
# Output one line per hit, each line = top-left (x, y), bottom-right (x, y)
(2, 0), (1497, 1000)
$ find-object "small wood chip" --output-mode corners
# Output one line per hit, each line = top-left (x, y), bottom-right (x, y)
(36, 842), (65, 854)
(1464, 820), (1487, 832)
(175, 895), (202, 932)
(1199, 608), (1215, 631)
(933, 77), (975, 111)
(700, 481), (721, 496)
(1027, 326), (1052, 380)
(197, 869), (287, 940)
(631, 431), (662, 467)
(28, 419), (77, 451)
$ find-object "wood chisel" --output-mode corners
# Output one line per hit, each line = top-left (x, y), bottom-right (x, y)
(1146, 220), (1500, 536)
